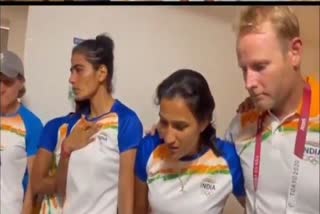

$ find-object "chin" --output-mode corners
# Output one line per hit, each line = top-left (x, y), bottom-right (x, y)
(74, 96), (87, 102)
(1, 102), (9, 110)
(169, 151), (182, 161)
(0, 102), (14, 113)
(255, 100), (272, 112)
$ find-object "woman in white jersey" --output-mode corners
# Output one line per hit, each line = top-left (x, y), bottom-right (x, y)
(55, 34), (143, 214)
(135, 69), (245, 214)
(0, 50), (43, 214)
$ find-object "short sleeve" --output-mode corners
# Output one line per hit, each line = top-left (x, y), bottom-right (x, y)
(118, 113), (143, 153)
(135, 134), (161, 182)
(20, 106), (43, 157)
(216, 139), (245, 197)
(38, 117), (65, 152)
(224, 114), (241, 142)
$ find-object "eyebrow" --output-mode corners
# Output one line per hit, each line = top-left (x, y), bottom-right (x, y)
(239, 60), (270, 70)
(251, 60), (269, 65)
(239, 59), (269, 66)
(159, 113), (188, 125)
(70, 64), (85, 71)
(0, 75), (15, 82)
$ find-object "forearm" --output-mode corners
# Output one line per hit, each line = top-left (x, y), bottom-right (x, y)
(23, 157), (36, 214)
(56, 139), (74, 197)
(118, 190), (134, 214)
(118, 175), (134, 214)
(134, 203), (148, 214)
(134, 177), (149, 214)
(34, 175), (57, 195)
(236, 196), (246, 208)
(56, 156), (70, 197)
(22, 182), (34, 214)
(118, 149), (137, 214)
(31, 149), (59, 195)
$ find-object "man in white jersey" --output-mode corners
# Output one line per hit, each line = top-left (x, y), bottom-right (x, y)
(0, 50), (43, 214)
(225, 6), (319, 214)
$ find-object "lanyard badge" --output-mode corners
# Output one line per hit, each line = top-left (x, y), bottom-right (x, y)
(252, 83), (311, 213)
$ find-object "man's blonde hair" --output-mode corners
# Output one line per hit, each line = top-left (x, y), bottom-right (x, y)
(236, 6), (300, 50)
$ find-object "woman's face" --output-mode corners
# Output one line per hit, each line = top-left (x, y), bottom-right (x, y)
(0, 73), (24, 112)
(69, 53), (104, 101)
(157, 97), (207, 160)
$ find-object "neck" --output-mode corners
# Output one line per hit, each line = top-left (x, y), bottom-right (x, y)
(89, 87), (114, 119)
(270, 76), (306, 121)
(1, 100), (21, 116)
(185, 141), (206, 158)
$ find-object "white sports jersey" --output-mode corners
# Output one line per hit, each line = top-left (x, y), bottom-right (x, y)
(0, 104), (43, 214)
(62, 100), (143, 214)
(225, 76), (320, 214)
(135, 133), (245, 214)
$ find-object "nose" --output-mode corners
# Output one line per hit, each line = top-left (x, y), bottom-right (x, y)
(162, 127), (176, 146)
(69, 71), (76, 85)
(244, 69), (258, 91)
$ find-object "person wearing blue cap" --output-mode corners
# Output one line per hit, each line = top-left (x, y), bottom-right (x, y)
(0, 50), (43, 214)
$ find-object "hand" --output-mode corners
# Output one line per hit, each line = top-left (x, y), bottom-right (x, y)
(144, 123), (157, 136)
(237, 97), (255, 113)
(64, 116), (102, 152)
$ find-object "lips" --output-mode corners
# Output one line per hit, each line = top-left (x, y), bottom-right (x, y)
(72, 88), (79, 94)
(168, 145), (179, 152)
(251, 93), (263, 100)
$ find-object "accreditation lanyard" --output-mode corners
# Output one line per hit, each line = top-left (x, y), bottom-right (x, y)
(252, 83), (311, 214)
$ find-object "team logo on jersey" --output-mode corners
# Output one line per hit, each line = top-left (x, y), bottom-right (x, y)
(97, 132), (109, 153)
(304, 141), (319, 165)
(200, 177), (216, 196)
(97, 132), (108, 143)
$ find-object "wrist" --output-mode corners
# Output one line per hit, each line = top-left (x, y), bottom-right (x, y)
(61, 140), (72, 159)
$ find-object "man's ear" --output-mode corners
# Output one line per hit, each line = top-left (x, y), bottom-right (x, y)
(287, 37), (303, 70)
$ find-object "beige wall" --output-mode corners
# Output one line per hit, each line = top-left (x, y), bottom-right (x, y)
(294, 6), (320, 78)
(24, 6), (248, 130)
(303, 44), (320, 78)
(0, 6), (28, 61)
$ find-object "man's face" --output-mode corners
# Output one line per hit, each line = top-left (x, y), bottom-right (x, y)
(236, 22), (296, 111)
